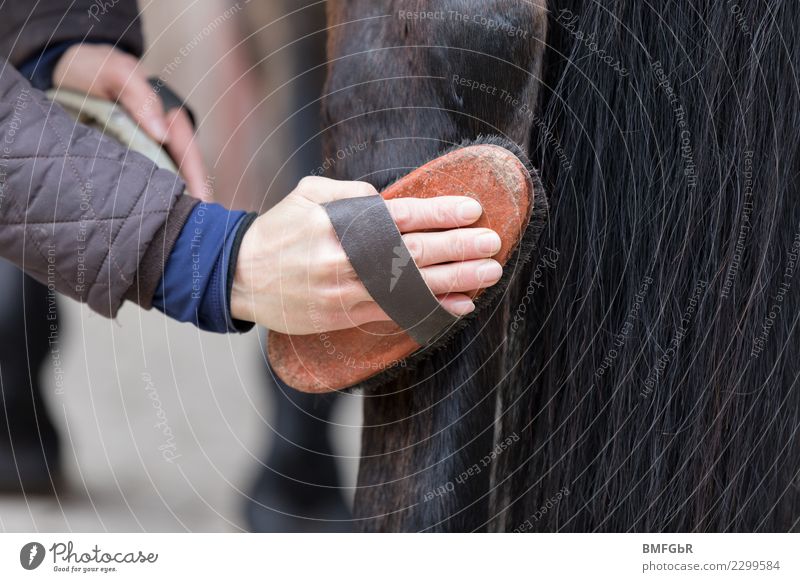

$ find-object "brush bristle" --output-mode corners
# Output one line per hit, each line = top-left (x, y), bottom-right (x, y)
(346, 135), (549, 392)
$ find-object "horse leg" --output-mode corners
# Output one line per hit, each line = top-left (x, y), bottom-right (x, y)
(322, 0), (547, 531)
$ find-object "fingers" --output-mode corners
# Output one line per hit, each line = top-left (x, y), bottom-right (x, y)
(117, 80), (209, 199)
(50, 43), (212, 204)
(293, 178), (485, 235)
(386, 196), (483, 232)
(348, 292), (476, 326)
(420, 258), (503, 295)
(437, 293), (477, 316)
(108, 64), (170, 142)
(403, 228), (501, 267)
(346, 258), (502, 316)
(164, 109), (211, 200)
(53, 44), (166, 141)
(109, 65), (209, 199)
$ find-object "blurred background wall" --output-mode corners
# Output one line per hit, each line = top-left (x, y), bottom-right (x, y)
(140, 0), (329, 211)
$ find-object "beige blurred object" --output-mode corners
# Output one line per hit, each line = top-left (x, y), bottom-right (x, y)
(46, 87), (181, 176)
(139, 0), (296, 211)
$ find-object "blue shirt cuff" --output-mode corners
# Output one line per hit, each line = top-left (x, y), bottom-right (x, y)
(18, 40), (79, 91)
(153, 202), (248, 333)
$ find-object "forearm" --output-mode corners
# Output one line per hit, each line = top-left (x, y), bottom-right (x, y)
(0, 64), (195, 317)
(7, 28), (246, 331)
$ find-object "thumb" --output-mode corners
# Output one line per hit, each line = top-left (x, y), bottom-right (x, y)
(295, 176), (379, 204)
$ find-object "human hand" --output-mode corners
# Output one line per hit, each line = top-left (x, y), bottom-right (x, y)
(230, 177), (504, 334)
(52, 43), (210, 200)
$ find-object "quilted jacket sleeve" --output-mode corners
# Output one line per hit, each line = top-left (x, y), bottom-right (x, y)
(0, 64), (197, 317)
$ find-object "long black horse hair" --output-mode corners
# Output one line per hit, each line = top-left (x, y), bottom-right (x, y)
(320, 0), (800, 532)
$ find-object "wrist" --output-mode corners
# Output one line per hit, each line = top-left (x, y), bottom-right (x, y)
(230, 215), (262, 323)
(19, 40), (82, 91)
(226, 212), (259, 328)
(151, 202), (249, 333)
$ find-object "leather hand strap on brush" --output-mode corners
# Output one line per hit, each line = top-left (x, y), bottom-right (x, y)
(323, 195), (457, 346)
(268, 140), (547, 393)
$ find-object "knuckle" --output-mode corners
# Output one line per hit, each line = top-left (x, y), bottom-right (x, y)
(430, 199), (455, 226)
(390, 200), (411, 229)
(105, 66), (129, 90)
(325, 309), (351, 330)
(319, 242), (347, 272)
(112, 55), (140, 79)
(295, 177), (332, 203)
(312, 207), (332, 229)
(317, 290), (339, 311)
(448, 234), (465, 259)
(339, 256), (357, 279)
(431, 203), (447, 225)
(352, 181), (377, 197)
(402, 234), (423, 264)
(338, 280), (363, 305)
(316, 252), (337, 274)
(421, 268), (442, 293)
(326, 279), (363, 310)
(454, 264), (470, 287)
(298, 176), (322, 190)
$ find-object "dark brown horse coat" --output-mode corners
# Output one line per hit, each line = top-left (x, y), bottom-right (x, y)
(323, 0), (548, 531)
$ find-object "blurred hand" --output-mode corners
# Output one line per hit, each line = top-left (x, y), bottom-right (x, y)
(52, 43), (210, 200)
(230, 177), (504, 334)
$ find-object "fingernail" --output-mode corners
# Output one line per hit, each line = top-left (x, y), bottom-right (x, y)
(477, 232), (501, 254)
(477, 261), (503, 284)
(457, 199), (482, 222)
(451, 298), (476, 316)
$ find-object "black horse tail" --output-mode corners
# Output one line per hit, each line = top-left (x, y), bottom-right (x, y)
(493, 0), (800, 532)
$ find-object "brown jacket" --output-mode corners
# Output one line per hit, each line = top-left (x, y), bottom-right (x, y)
(0, 0), (197, 317)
